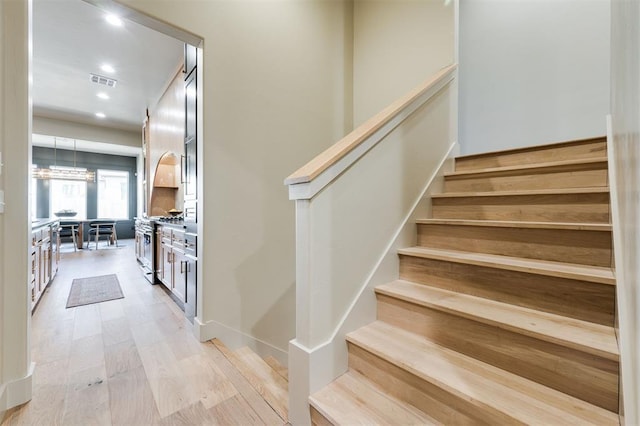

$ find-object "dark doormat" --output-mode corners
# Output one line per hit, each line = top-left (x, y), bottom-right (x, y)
(66, 274), (124, 308)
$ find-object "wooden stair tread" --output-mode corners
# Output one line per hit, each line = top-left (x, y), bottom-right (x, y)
(347, 321), (618, 425)
(431, 186), (609, 198)
(398, 246), (615, 285)
(212, 341), (288, 421)
(376, 280), (619, 361)
(455, 136), (606, 162)
(416, 218), (612, 231)
(310, 370), (438, 425)
(446, 157), (607, 178)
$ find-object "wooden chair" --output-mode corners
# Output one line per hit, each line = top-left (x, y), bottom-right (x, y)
(59, 221), (80, 251)
(87, 221), (118, 250)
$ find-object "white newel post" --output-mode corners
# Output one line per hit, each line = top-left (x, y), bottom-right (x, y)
(288, 196), (335, 426)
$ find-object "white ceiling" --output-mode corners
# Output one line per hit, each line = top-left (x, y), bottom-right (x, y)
(33, 0), (185, 132)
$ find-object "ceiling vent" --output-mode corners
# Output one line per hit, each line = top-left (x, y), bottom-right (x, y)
(89, 73), (117, 88)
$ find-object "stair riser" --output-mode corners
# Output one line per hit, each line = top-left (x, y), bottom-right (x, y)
(417, 224), (612, 267)
(377, 295), (619, 412)
(444, 165), (607, 193)
(347, 343), (516, 425)
(432, 193), (610, 223)
(399, 254), (615, 326)
(455, 139), (606, 171)
(310, 406), (333, 426)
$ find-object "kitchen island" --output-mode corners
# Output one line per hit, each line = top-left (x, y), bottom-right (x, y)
(31, 218), (60, 312)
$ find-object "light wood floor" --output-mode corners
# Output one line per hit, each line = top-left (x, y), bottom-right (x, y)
(2, 241), (287, 426)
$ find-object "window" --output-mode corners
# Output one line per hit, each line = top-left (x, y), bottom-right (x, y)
(97, 169), (129, 219)
(50, 179), (87, 219)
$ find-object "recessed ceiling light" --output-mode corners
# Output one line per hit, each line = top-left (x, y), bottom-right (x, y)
(97, 92), (109, 100)
(101, 64), (115, 74)
(105, 14), (123, 27)
(95, 112), (106, 119)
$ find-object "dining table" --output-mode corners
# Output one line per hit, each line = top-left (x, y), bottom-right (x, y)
(60, 219), (118, 249)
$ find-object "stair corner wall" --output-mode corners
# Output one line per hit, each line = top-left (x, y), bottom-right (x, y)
(607, 114), (640, 424)
(285, 65), (458, 425)
(0, 0), (33, 414)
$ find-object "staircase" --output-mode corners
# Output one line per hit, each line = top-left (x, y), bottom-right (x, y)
(310, 137), (619, 425)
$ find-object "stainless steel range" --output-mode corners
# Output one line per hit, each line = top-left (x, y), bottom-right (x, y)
(134, 217), (156, 283)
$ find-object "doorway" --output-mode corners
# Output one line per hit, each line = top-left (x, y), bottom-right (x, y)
(0, 0), (204, 415)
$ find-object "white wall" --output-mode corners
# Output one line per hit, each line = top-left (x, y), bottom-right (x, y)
(353, 0), (455, 126)
(610, 0), (640, 423)
(0, 0), (33, 414)
(459, 0), (610, 155)
(113, 0), (353, 356)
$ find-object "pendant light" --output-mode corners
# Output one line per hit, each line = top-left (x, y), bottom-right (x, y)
(33, 138), (96, 182)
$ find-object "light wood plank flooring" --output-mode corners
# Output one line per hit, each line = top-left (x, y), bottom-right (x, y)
(2, 241), (287, 426)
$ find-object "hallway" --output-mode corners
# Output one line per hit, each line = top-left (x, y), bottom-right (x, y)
(2, 241), (286, 425)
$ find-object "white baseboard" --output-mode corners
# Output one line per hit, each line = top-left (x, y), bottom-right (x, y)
(2, 362), (35, 411)
(0, 383), (6, 422)
(194, 318), (288, 366)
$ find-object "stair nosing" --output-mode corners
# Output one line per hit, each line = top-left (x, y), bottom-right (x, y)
(445, 157), (608, 179)
(346, 321), (618, 425)
(398, 246), (615, 285)
(431, 187), (610, 199)
(375, 280), (619, 361)
(415, 218), (612, 231)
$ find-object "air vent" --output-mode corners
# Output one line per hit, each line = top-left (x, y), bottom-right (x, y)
(89, 73), (117, 88)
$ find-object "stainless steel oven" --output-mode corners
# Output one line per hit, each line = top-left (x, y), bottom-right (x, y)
(135, 218), (155, 283)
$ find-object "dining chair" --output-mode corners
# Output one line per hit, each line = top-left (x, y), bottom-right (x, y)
(87, 220), (118, 250)
(58, 221), (80, 251)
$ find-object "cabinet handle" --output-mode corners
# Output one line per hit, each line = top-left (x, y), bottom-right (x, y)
(167, 252), (172, 263)
(181, 154), (186, 184)
(180, 260), (185, 273)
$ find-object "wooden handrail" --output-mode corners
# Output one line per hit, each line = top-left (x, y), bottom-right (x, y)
(285, 63), (457, 186)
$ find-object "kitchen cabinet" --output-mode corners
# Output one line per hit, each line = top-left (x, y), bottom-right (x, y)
(156, 227), (163, 282)
(184, 70), (197, 203)
(51, 225), (60, 280)
(184, 231), (197, 323)
(30, 219), (59, 312)
(156, 224), (186, 304)
(172, 249), (187, 303)
(135, 229), (143, 266)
